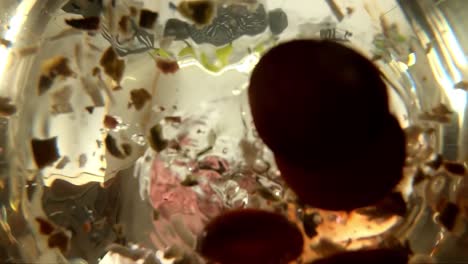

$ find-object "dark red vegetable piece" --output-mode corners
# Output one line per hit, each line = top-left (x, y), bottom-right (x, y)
(248, 39), (405, 211)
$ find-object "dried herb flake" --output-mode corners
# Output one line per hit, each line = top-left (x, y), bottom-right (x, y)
(104, 115), (119, 129)
(38, 56), (74, 95)
(156, 59), (179, 74)
(177, 0), (215, 26)
(0, 97), (17, 116)
(149, 124), (168, 152)
(439, 202), (459, 231)
(105, 134), (125, 159)
(35, 217), (55, 235)
(130, 88), (152, 110)
(100, 47), (125, 83)
(31, 137), (60, 168)
(139, 9), (159, 29)
(48, 231), (70, 253)
(65, 16), (100, 30)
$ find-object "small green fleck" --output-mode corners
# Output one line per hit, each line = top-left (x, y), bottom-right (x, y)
(200, 53), (222, 72)
(153, 48), (172, 59)
(215, 44), (233, 66)
(395, 34), (407, 43)
(178, 46), (195, 58)
(253, 43), (265, 54)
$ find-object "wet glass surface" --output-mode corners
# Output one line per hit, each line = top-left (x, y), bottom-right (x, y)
(0, 0), (468, 263)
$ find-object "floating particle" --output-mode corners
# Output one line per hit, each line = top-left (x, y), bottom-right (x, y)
(119, 16), (130, 33)
(432, 103), (453, 115)
(454, 81), (468, 91)
(426, 154), (444, 170)
(65, 16), (100, 30)
(268, 8), (288, 35)
(156, 58), (179, 74)
(38, 56), (74, 95)
(199, 209), (303, 264)
(302, 212), (321, 238)
(149, 124), (168, 152)
(31, 137), (60, 168)
(82, 221), (92, 233)
(443, 161), (466, 175)
(177, 0), (216, 26)
(130, 88), (152, 110)
(139, 9), (158, 29)
(425, 42), (433, 54)
(438, 202), (459, 231)
(105, 134), (125, 159)
(55, 156), (70, 169)
(92, 67), (101, 76)
(78, 153), (87, 168)
(103, 115), (119, 129)
(412, 167), (427, 185)
(18, 45), (39, 57)
(129, 6), (138, 16)
(50, 85), (73, 115)
(0, 38), (12, 48)
(61, 0), (103, 17)
(310, 248), (409, 264)
(346, 7), (355, 15)
(35, 217), (55, 235)
(48, 230), (70, 254)
(85, 106), (94, 114)
(121, 143), (132, 156)
(100, 47), (125, 83)
(0, 97), (17, 117)
(164, 116), (182, 124)
(418, 104), (453, 123)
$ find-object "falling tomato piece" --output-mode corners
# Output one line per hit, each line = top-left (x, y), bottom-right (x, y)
(249, 39), (405, 211)
(198, 209), (304, 264)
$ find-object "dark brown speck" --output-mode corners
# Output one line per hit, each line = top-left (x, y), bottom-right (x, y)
(38, 56), (74, 95)
(130, 88), (152, 110)
(65, 17), (100, 30)
(149, 124), (168, 152)
(100, 47), (125, 83)
(48, 231), (69, 253)
(35, 217), (55, 235)
(177, 0), (215, 26)
(121, 143), (132, 156)
(31, 137), (60, 168)
(119, 16), (130, 33)
(105, 134), (125, 159)
(156, 58), (179, 74)
(104, 115), (119, 129)
(0, 97), (17, 117)
(139, 9), (158, 29)
(85, 106), (94, 114)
